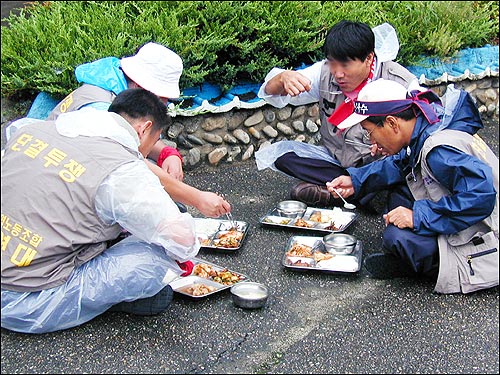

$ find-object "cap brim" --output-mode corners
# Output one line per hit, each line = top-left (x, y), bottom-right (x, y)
(336, 113), (368, 130)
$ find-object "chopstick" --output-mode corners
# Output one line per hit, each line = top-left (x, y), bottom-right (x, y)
(345, 139), (372, 148)
(216, 191), (237, 229)
(226, 212), (238, 230)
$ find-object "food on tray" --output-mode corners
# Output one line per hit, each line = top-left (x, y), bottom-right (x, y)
(315, 256), (359, 272)
(192, 263), (245, 285)
(263, 217), (291, 225)
(195, 219), (220, 235)
(294, 218), (314, 228)
(309, 210), (323, 222)
(286, 243), (313, 257)
(313, 251), (334, 262)
(199, 237), (212, 246)
(213, 269), (246, 285)
(309, 210), (338, 223)
(323, 223), (340, 231)
(213, 229), (244, 248)
(193, 263), (217, 278)
(181, 283), (216, 296)
(291, 259), (312, 267)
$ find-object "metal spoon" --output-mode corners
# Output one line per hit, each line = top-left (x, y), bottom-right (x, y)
(344, 139), (372, 148)
(319, 89), (343, 95)
(330, 187), (356, 210)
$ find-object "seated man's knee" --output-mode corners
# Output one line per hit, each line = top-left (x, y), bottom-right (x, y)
(274, 152), (297, 173)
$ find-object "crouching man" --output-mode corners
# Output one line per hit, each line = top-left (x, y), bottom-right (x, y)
(1, 89), (199, 333)
(327, 79), (498, 294)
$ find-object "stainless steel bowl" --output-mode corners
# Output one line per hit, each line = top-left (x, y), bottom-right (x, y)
(276, 200), (307, 218)
(323, 233), (357, 255)
(230, 282), (269, 309)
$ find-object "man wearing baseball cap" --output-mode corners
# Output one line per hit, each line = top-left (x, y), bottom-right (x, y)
(326, 79), (498, 294)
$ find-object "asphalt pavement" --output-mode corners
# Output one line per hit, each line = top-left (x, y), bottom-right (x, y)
(1, 117), (499, 374)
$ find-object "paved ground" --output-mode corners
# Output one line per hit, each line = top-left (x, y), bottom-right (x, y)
(1, 115), (499, 373)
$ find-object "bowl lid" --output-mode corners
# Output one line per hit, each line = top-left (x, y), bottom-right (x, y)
(277, 200), (307, 212)
(230, 282), (268, 299)
(323, 233), (357, 246)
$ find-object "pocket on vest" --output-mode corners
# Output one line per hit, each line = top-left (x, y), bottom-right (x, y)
(454, 231), (499, 293)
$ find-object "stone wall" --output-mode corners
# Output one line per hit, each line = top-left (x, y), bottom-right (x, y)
(162, 77), (499, 170)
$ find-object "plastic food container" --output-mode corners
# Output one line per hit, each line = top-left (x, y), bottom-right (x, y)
(230, 282), (269, 309)
(322, 233), (357, 255)
(276, 200), (307, 218)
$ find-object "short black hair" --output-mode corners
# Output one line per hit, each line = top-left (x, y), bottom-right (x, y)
(324, 20), (375, 62)
(367, 108), (416, 126)
(108, 88), (171, 133)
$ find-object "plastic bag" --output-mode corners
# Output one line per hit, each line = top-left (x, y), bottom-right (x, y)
(255, 140), (340, 172)
(1, 236), (183, 334)
(373, 22), (400, 62)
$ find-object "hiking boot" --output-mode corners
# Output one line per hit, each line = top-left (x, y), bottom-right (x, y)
(290, 182), (341, 207)
(108, 285), (174, 316)
(364, 253), (416, 279)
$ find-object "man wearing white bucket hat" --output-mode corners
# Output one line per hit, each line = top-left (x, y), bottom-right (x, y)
(326, 79), (498, 294)
(42, 42), (231, 218)
(255, 21), (422, 211)
(47, 42), (184, 180)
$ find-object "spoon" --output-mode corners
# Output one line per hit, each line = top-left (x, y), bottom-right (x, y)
(330, 187), (356, 210)
(320, 89), (343, 95)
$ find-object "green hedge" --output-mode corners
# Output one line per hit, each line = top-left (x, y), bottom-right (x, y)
(1, 1), (498, 98)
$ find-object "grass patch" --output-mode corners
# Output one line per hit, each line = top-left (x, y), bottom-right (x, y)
(1, 1), (498, 98)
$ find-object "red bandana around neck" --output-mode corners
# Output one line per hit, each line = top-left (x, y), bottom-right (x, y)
(327, 57), (376, 128)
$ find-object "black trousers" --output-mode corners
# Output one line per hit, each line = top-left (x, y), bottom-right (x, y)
(383, 185), (439, 279)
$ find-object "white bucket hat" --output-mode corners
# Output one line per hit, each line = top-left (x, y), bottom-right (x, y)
(336, 79), (408, 129)
(120, 42), (183, 99)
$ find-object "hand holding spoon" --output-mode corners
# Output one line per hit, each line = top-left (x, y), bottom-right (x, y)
(330, 187), (356, 210)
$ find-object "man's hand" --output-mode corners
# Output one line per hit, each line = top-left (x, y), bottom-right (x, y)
(195, 191), (232, 218)
(383, 207), (414, 229)
(370, 143), (389, 158)
(265, 70), (312, 97)
(279, 70), (312, 96)
(326, 175), (354, 198)
(161, 155), (184, 181)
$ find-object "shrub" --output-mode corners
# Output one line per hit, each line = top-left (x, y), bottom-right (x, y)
(1, 1), (497, 98)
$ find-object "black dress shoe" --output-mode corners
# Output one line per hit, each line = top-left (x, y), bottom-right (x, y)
(175, 202), (188, 213)
(364, 253), (416, 279)
(289, 182), (342, 207)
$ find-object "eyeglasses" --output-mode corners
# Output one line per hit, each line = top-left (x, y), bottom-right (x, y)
(362, 127), (376, 141)
(362, 121), (384, 141)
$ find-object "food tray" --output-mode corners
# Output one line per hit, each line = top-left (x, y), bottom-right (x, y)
(282, 235), (363, 273)
(260, 206), (357, 233)
(194, 218), (249, 251)
(170, 258), (249, 298)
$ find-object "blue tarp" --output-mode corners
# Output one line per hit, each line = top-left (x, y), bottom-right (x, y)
(406, 44), (499, 80)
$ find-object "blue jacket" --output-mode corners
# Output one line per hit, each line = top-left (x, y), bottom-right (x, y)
(348, 90), (497, 236)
